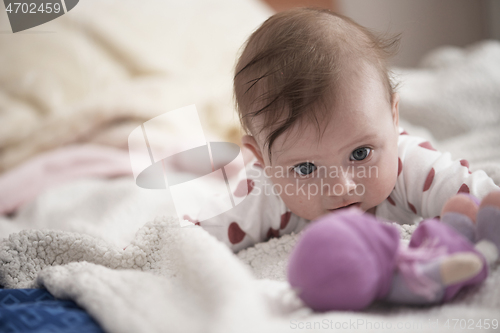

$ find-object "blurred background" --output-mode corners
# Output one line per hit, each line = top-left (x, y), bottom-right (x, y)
(338, 0), (500, 67)
(266, 0), (500, 66)
(1, 0), (499, 218)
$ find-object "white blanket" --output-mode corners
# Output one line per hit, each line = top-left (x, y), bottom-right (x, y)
(1, 217), (276, 333)
(1, 210), (499, 333)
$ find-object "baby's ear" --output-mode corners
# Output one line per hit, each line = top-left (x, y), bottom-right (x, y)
(391, 92), (400, 127)
(241, 135), (265, 166)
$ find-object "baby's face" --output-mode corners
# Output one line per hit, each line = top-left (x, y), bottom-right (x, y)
(244, 64), (400, 221)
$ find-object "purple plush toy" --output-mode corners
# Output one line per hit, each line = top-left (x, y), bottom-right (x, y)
(287, 192), (500, 311)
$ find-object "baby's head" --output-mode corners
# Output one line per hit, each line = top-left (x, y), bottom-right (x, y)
(234, 8), (401, 220)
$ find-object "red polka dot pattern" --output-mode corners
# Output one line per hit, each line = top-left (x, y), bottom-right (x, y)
(408, 202), (417, 214)
(460, 159), (471, 174)
(400, 130), (409, 135)
(387, 196), (396, 206)
(418, 141), (437, 151)
(228, 222), (246, 244)
(457, 183), (470, 194)
(234, 179), (254, 197)
(266, 227), (280, 240)
(183, 214), (200, 226)
(280, 211), (291, 229)
(398, 158), (403, 177)
(423, 168), (435, 192)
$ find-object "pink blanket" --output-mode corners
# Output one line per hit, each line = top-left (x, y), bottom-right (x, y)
(0, 145), (133, 215)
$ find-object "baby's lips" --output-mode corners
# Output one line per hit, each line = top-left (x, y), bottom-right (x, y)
(328, 202), (361, 211)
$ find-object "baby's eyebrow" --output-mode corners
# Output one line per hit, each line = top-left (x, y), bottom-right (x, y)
(338, 133), (378, 152)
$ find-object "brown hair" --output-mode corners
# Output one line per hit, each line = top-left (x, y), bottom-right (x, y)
(234, 8), (400, 164)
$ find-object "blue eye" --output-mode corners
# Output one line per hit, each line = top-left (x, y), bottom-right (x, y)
(293, 162), (317, 176)
(350, 147), (371, 161)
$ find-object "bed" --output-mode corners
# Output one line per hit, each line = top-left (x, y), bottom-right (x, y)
(1, 0), (500, 332)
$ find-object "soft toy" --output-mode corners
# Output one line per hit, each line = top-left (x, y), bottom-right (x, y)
(287, 191), (500, 311)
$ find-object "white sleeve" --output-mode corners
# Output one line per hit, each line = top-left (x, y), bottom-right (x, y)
(188, 158), (308, 252)
(376, 131), (499, 225)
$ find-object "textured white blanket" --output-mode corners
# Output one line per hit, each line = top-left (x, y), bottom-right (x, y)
(1, 217), (275, 333)
(1, 212), (499, 333)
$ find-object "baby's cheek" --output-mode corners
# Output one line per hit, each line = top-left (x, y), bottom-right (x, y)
(377, 155), (399, 199)
(278, 182), (320, 220)
(359, 163), (394, 206)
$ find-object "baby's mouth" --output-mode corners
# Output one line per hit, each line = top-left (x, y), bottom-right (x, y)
(328, 202), (361, 212)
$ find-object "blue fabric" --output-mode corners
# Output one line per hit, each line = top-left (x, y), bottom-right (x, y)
(0, 289), (104, 333)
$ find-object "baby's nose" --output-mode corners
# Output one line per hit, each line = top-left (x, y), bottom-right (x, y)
(323, 174), (357, 196)
(343, 179), (357, 194)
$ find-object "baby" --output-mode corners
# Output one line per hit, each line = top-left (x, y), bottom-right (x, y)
(189, 8), (499, 252)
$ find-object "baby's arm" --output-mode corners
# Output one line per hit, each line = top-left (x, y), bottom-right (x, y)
(188, 158), (306, 252)
(384, 131), (499, 223)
